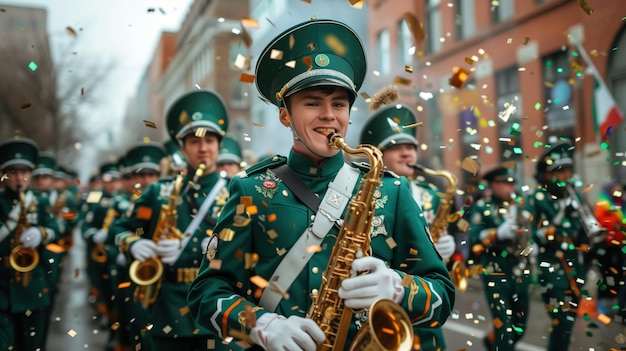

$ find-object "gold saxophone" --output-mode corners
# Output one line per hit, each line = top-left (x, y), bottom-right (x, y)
(90, 207), (117, 263)
(9, 187), (40, 287)
(306, 133), (414, 351)
(129, 173), (185, 309)
(409, 164), (469, 293)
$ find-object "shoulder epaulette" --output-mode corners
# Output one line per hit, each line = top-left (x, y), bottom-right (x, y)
(351, 161), (399, 178)
(236, 155), (287, 178)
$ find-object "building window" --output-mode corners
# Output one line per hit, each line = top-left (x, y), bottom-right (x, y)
(229, 75), (248, 108)
(425, 0), (442, 54)
(455, 0), (475, 41)
(495, 67), (523, 170)
(397, 19), (413, 66)
(543, 50), (575, 141)
(377, 29), (391, 75)
(491, 0), (514, 24)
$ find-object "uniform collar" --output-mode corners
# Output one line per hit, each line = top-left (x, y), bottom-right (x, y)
(287, 149), (345, 178)
(194, 170), (220, 187)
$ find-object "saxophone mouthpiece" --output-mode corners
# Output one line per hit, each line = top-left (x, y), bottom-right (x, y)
(407, 163), (425, 172)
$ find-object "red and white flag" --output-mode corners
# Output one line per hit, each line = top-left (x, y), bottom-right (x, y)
(593, 78), (624, 139)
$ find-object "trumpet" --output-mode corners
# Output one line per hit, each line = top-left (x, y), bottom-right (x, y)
(9, 187), (40, 287)
(409, 164), (469, 293)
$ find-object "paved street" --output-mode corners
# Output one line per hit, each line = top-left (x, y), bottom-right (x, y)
(46, 228), (107, 351)
(442, 279), (624, 350)
(45, 229), (624, 350)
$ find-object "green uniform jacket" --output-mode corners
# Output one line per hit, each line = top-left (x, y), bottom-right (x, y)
(111, 171), (229, 338)
(0, 188), (58, 314)
(188, 151), (455, 346)
(469, 195), (532, 277)
(525, 187), (586, 290)
(410, 180), (447, 351)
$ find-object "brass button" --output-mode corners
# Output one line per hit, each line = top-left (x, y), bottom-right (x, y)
(311, 289), (319, 295)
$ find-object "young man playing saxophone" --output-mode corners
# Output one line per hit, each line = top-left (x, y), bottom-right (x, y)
(187, 19), (454, 351)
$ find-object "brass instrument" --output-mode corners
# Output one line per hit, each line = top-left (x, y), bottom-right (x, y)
(565, 184), (606, 248)
(306, 133), (414, 351)
(129, 173), (185, 309)
(409, 164), (469, 293)
(507, 193), (531, 259)
(9, 187), (40, 287)
(90, 207), (117, 263)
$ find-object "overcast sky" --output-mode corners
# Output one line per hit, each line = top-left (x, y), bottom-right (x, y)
(3, 0), (193, 177)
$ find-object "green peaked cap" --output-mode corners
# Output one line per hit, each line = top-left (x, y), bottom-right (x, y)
(33, 151), (57, 177)
(359, 104), (418, 151)
(125, 141), (165, 174)
(482, 165), (516, 183)
(256, 18), (367, 107)
(218, 136), (243, 165)
(0, 137), (39, 171)
(166, 90), (229, 144)
(99, 161), (121, 180)
(537, 140), (574, 174)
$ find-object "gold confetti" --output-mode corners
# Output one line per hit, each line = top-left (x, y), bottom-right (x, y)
(219, 229), (235, 241)
(325, 34), (347, 56)
(209, 259), (222, 270)
(245, 253), (259, 269)
(65, 26), (77, 37)
(240, 25), (252, 48)
(403, 12), (425, 45)
(461, 157), (480, 175)
(393, 76), (412, 86)
(306, 245), (322, 253)
(252, 122), (265, 128)
(449, 66), (470, 89)
(348, 0), (364, 8)
(242, 18), (259, 28)
(118, 281), (131, 289)
(385, 237), (397, 249)
(266, 229), (278, 239)
(404, 65), (413, 73)
(67, 329), (77, 337)
(300, 0), (311, 3)
(522, 37), (530, 45)
(577, 0), (593, 15)
(402, 122), (424, 129)
(250, 275), (269, 288)
(195, 127), (207, 138)
(20, 103), (32, 110)
(464, 57), (475, 65)
(268, 213), (277, 222)
(179, 306), (190, 316)
(240, 73), (255, 83)
(86, 191), (103, 204)
(143, 120), (157, 129)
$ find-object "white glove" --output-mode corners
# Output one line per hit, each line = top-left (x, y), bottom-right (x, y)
(130, 239), (158, 262)
(496, 220), (517, 241)
(155, 239), (182, 265)
(201, 237), (210, 253)
(249, 313), (325, 351)
(92, 229), (108, 244)
(20, 227), (43, 248)
(338, 256), (404, 310)
(434, 234), (456, 261)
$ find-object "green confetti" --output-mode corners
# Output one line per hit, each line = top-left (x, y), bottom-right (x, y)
(501, 250), (509, 258)
(487, 120), (496, 127)
(600, 141), (610, 150)
(513, 147), (523, 154)
(510, 122), (521, 136)
(28, 61), (38, 71)
(534, 102), (542, 110)
(533, 141), (543, 148)
(583, 313), (591, 321)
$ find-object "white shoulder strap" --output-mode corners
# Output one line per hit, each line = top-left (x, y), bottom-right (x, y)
(259, 163), (360, 312)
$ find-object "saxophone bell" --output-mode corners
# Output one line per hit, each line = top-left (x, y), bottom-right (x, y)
(9, 187), (40, 287)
